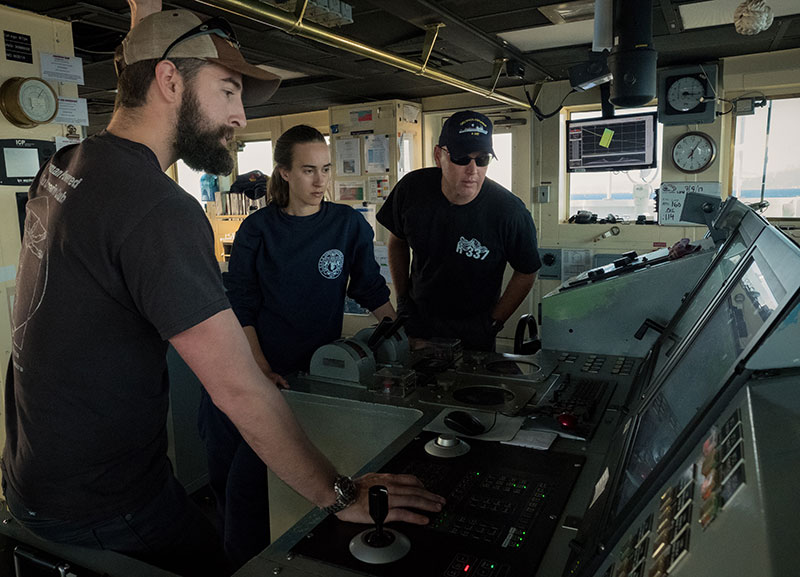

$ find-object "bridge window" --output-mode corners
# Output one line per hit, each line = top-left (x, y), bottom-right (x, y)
(732, 95), (800, 219)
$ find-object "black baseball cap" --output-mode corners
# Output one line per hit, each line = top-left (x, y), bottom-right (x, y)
(438, 110), (495, 158)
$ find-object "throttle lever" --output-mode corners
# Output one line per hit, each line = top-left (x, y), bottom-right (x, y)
(367, 317), (393, 350)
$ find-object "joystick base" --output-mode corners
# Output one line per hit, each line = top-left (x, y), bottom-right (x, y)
(349, 528), (411, 564)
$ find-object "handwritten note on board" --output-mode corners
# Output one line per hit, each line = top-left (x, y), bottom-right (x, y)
(658, 182), (720, 226)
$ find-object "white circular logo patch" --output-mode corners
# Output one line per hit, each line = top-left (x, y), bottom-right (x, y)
(318, 249), (344, 279)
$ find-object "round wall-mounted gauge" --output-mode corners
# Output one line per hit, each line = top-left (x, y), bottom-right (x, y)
(671, 131), (717, 174)
(0, 76), (59, 128)
(666, 76), (705, 112)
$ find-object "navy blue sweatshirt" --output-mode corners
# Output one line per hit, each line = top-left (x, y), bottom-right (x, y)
(224, 201), (389, 374)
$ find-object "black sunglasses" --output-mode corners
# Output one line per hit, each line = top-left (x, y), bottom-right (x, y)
(442, 147), (492, 167)
(160, 17), (240, 61)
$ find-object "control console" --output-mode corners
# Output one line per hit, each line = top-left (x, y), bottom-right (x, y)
(292, 433), (585, 576)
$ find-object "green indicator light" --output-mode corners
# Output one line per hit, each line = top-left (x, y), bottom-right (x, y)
(522, 531), (526, 535)
(491, 565), (495, 569)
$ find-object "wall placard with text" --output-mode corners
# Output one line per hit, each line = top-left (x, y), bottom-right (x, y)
(658, 182), (720, 226)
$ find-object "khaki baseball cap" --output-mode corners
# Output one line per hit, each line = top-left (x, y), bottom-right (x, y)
(120, 10), (280, 107)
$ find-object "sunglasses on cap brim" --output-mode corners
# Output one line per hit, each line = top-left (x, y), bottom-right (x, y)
(442, 148), (493, 167)
(160, 16), (240, 61)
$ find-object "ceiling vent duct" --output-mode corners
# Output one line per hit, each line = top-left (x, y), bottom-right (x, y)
(608, 0), (657, 107)
(259, 0), (353, 27)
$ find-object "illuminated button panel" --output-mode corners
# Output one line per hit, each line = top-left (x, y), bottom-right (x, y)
(445, 554), (509, 577)
(648, 467), (694, 577)
(613, 512), (653, 577)
(427, 471), (548, 548)
(698, 409), (746, 529)
(582, 355), (607, 374)
(610, 357), (636, 376)
(607, 407), (748, 577)
(556, 353), (635, 376)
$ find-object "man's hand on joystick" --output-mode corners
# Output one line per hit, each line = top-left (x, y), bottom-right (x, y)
(335, 472), (446, 525)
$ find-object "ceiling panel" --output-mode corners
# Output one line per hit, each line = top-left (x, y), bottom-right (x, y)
(6, 0), (800, 133)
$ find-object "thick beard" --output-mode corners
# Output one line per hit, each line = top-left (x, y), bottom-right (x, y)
(175, 87), (235, 175)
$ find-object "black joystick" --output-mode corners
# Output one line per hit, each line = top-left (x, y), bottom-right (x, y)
(365, 486), (395, 548)
(349, 485), (411, 564)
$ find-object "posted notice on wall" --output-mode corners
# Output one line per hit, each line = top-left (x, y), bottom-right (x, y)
(367, 175), (390, 202)
(335, 136), (361, 176)
(363, 134), (390, 173)
(55, 136), (83, 151)
(41, 53), (84, 84)
(335, 180), (365, 201)
(374, 244), (391, 284)
(54, 97), (89, 126)
(658, 181), (720, 226)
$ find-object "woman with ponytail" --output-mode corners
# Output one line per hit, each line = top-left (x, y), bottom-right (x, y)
(198, 124), (395, 571)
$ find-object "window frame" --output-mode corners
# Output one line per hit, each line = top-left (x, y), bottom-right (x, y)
(730, 92), (800, 221)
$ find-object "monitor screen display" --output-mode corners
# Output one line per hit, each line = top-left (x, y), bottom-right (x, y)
(652, 231), (750, 379)
(612, 249), (786, 517)
(4, 147), (41, 178)
(566, 112), (657, 173)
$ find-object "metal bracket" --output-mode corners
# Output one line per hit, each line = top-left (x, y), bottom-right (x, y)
(420, 23), (445, 74)
(290, 0), (310, 33)
(490, 58), (508, 93)
(659, 0), (684, 34)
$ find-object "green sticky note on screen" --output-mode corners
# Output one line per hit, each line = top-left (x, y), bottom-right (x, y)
(599, 129), (614, 148)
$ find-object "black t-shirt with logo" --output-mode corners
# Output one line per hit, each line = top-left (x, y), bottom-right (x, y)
(3, 131), (229, 521)
(377, 167), (541, 320)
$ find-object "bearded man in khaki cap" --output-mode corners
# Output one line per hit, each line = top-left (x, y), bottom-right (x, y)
(2, 6), (444, 576)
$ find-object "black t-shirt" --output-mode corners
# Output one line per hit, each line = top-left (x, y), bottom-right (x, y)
(377, 167), (541, 319)
(3, 131), (229, 520)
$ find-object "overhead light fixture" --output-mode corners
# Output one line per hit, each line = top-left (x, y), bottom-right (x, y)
(539, 0), (596, 25)
(259, 0), (354, 28)
(492, 116), (527, 126)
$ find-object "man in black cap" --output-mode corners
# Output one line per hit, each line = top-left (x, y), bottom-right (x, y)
(3, 9), (443, 576)
(377, 110), (541, 351)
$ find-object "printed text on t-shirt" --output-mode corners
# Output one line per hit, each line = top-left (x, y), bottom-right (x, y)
(456, 236), (489, 260)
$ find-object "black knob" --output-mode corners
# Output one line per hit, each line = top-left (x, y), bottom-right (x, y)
(366, 485), (395, 548)
(369, 485), (388, 528)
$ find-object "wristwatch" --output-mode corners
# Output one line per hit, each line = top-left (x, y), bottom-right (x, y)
(322, 475), (358, 515)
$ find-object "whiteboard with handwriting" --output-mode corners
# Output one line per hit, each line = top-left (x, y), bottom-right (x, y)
(658, 182), (721, 226)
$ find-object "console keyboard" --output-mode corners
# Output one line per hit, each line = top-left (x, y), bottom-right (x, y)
(551, 376), (609, 419)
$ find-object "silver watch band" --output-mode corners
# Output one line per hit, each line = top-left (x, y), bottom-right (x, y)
(321, 475), (357, 515)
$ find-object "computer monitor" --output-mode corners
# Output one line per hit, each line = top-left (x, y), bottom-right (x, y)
(648, 208), (768, 387)
(609, 226), (800, 526)
(566, 112), (657, 173)
(649, 232), (747, 379)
